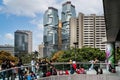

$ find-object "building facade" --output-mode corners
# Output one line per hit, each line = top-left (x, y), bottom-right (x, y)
(58, 20), (62, 50)
(61, 1), (76, 50)
(14, 30), (32, 56)
(0, 45), (14, 55)
(70, 13), (106, 51)
(43, 7), (59, 57)
(38, 43), (44, 58)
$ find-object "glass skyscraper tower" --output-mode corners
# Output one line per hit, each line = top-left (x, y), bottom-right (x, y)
(43, 7), (59, 57)
(14, 30), (32, 56)
(61, 1), (76, 50)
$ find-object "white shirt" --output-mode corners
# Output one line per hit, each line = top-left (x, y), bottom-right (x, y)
(31, 60), (35, 66)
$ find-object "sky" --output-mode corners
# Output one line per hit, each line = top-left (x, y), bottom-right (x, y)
(0, 0), (104, 51)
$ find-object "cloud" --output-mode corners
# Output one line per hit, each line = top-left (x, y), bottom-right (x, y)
(0, 0), (60, 17)
(0, 7), (2, 11)
(0, 0), (103, 17)
(30, 18), (43, 31)
(67, 0), (103, 15)
(5, 33), (14, 40)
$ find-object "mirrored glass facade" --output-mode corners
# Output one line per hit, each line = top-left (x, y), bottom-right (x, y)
(61, 1), (76, 50)
(14, 30), (32, 56)
(43, 7), (59, 57)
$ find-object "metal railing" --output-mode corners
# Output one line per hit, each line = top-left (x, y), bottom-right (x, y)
(0, 62), (120, 80)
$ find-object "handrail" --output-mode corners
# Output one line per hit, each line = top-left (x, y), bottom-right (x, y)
(0, 65), (32, 72)
(0, 62), (119, 80)
(1, 62), (119, 71)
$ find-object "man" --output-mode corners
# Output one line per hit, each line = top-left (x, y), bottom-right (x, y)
(1, 59), (7, 80)
(93, 58), (99, 74)
(17, 58), (23, 80)
(31, 58), (36, 73)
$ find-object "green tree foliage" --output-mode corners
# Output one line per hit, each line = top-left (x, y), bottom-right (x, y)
(51, 47), (106, 62)
(18, 52), (38, 64)
(77, 47), (105, 62)
(0, 51), (18, 64)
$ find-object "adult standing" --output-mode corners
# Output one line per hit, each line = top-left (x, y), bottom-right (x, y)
(17, 58), (23, 80)
(69, 60), (73, 74)
(93, 58), (99, 74)
(10, 60), (16, 80)
(1, 59), (7, 80)
(42, 58), (47, 77)
(6, 59), (12, 80)
(71, 61), (77, 74)
(31, 58), (36, 73)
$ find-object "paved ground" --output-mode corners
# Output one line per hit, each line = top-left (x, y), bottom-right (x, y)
(38, 67), (120, 80)
(87, 66), (120, 74)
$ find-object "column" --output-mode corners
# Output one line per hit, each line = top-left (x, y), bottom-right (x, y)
(106, 42), (115, 70)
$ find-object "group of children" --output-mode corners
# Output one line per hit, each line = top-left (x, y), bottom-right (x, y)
(22, 67), (37, 80)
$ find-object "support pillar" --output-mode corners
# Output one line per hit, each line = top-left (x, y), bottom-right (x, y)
(106, 42), (115, 70)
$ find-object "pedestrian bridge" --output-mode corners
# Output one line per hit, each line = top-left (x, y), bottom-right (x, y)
(39, 66), (120, 80)
(39, 74), (120, 80)
(0, 62), (120, 80)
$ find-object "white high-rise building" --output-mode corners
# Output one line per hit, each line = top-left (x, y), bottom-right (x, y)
(70, 13), (106, 51)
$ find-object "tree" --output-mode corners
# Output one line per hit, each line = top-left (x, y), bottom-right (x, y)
(51, 51), (64, 61)
(18, 52), (38, 64)
(0, 50), (18, 64)
(51, 47), (106, 62)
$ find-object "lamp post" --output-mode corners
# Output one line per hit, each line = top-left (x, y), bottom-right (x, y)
(73, 42), (78, 61)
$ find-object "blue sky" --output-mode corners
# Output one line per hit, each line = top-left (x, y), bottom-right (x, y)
(0, 0), (103, 51)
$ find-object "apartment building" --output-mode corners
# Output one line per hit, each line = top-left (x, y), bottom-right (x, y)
(70, 13), (106, 51)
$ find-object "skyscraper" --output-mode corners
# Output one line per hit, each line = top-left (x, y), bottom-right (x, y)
(61, 1), (76, 50)
(43, 7), (59, 57)
(70, 13), (106, 51)
(14, 30), (32, 56)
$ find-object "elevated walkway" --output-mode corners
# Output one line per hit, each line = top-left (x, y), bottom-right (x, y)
(38, 67), (120, 80)
(0, 63), (120, 80)
(39, 74), (120, 80)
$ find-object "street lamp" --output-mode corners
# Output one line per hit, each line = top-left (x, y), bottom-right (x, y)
(73, 42), (78, 61)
